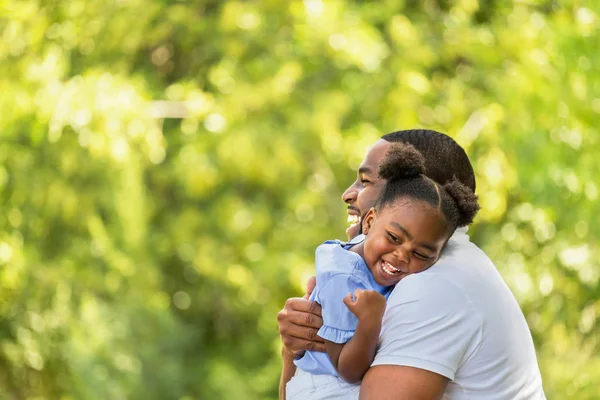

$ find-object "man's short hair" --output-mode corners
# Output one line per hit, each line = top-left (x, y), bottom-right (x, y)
(381, 129), (476, 192)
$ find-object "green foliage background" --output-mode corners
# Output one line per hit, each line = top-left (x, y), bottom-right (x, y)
(0, 0), (598, 399)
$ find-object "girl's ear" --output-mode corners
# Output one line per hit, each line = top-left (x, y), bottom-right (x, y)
(362, 208), (377, 235)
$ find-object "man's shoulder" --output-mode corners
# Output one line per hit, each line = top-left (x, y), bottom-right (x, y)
(440, 230), (491, 266)
(386, 238), (500, 308)
(387, 272), (477, 311)
(387, 234), (518, 329)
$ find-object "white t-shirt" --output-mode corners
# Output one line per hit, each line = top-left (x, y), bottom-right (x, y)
(371, 227), (546, 399)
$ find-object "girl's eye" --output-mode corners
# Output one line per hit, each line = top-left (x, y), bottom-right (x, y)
(360, 179), (371, 185)
(387, 232), (400, 243)
(414, 252), (432, 261)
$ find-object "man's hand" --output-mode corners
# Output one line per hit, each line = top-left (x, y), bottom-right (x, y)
(302, 275), (317, 300)
(277, 276), (325, 360)
(343, 289), (386, 322)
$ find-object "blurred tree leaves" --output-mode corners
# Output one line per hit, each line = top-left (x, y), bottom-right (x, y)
(0, 0), (598, 399)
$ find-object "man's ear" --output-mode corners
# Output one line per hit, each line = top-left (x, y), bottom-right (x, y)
(362, 207), (377, 235)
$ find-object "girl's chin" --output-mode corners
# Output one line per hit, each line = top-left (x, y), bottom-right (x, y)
(376, 275), (403, 287)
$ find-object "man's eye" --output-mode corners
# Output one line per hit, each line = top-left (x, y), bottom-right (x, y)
(360, 179), (371, 185)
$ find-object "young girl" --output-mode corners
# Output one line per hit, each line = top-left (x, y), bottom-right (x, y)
(285, 142), (480, 399)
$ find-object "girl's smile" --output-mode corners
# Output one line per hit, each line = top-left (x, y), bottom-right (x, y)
(376, 259), (408, 286)
(381, 260), (404, 276)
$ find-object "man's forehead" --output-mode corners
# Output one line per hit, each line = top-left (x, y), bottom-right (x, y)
(359, 139), (390, 175)
(358, 165), (374, 175)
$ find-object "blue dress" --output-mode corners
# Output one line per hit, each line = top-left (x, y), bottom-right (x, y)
(294, 235), (394, 376)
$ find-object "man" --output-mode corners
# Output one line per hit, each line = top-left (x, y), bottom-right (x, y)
(278, 129), (545, 399)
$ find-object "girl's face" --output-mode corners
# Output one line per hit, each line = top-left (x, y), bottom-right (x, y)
(357, 199), (449, 287)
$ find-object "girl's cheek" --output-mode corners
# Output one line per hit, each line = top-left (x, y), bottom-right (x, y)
(411, 262), (426, 274)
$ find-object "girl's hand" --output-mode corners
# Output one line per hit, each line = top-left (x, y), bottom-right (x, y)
(343, 289), (386, 322)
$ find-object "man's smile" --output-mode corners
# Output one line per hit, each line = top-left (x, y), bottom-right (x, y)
(346, 206), (362, 239)
(347, 214), (361, 226)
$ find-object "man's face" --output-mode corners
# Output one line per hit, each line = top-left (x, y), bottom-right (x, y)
(342, 139), (391, 240)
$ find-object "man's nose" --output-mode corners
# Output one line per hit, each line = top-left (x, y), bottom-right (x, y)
(342, 182), (358, 204)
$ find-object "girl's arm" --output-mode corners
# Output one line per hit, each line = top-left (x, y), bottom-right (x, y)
(325, 289), (386, 384)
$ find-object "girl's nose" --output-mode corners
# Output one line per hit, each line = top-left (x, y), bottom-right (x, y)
(392, 245), (409, 265)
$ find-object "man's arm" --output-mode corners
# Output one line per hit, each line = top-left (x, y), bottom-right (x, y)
(360, 365), (448, 400)
(277, 277), (325, 400)
(279, 350), (299, 400)
(358, 274), (481, 399)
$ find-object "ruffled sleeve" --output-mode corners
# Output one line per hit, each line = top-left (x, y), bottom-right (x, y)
(314, 273), (370, 344)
